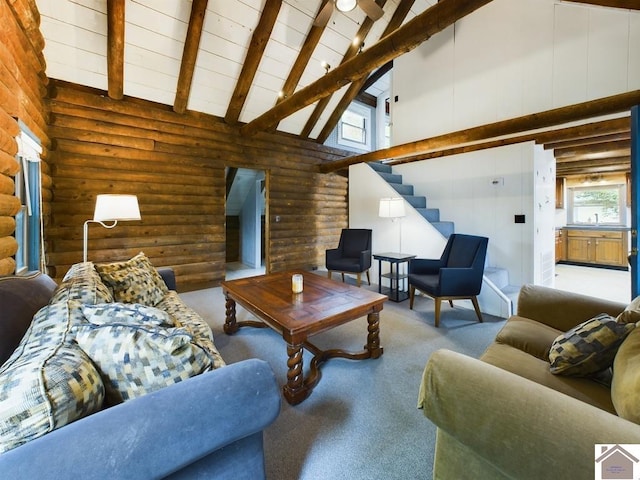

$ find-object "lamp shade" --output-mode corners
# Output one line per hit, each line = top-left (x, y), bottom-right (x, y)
(379, 197), (405, 218)
(93, 194), (141, 222)
(336, 0), (357, 13)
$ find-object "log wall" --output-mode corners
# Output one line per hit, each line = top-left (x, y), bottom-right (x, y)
(0, 0), (50, 276)
(46, 80), (349, 290)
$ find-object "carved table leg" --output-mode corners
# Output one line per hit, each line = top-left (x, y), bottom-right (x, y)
(283, 343), (308, 405)
(223, 297), (238, 334)
(365, 311), (383, 359)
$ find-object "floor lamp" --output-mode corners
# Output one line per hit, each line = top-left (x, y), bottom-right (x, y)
(83, 194), (141, 262)
(379, 197), (406, 253)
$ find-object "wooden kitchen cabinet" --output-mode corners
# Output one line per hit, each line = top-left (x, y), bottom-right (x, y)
(555, 177), (565, 209)
(564, 229), (629, 268)
(555, 229), (565, 263)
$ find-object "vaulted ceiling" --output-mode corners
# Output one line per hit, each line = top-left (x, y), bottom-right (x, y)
(36, 0), (639, 174)
(37, 0), (433, 141)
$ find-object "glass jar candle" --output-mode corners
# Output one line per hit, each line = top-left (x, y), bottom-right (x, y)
(292, 274), (303, 293)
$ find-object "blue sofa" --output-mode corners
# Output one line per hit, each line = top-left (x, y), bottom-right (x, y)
(0, 268), (281, 479)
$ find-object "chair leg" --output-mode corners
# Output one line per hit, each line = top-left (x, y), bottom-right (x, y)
(327, 271), (332, 280)
(356, 273), (361, 287)
(365, 270), (370, 285)
(448, 300), (454, 308)
(471, 296), (483, 323)
(409, 286), (415, 309)
(434, 298), (442, 328)
(341, 273), (345, 283)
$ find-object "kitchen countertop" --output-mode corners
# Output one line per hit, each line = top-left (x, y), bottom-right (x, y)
(561, 225), (631, 231)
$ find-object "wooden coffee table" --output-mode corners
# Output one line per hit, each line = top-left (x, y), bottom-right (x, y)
(221, 271), (387, 405)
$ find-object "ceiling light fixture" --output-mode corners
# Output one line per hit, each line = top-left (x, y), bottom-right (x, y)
(321, 60), (331, 74)
(336, 0), (357, 13)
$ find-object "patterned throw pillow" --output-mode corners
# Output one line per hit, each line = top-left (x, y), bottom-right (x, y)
(549, 313), (635, 376)
(95, 252), (168, 307)
(73, 321), (213, 404)
(82, 303), (174, 327)
(156, 291), (226, 369)
(0, 302), (105, 453)
(50, 261), (114, 305)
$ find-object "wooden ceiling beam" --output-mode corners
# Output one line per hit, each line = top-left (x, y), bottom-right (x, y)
(242, 0), (494, 137)
(276, 0), (331, 105)
(268, 0), (332, 132)
(360, 60), (393, 93)
(224, 0), (283, 125)
(106, 0), (125, 100)
(556, 148), (631, 162)
(543, 131), (630, 150)
(299, 0), (388, 138)
(355, 92), (377, 108)
(388, 132), (539, 165)
(557, 157), (631, 175)
(557, 163), (630, 175)
(316, 0), (415, 144)
(561, 0), (640, 10)
(319, 89), (640, 173)
(554, 140), (631, 159)
(173, 0), (208, 114)
(535, 116), (630, 144)
(557, 153), (631, 164)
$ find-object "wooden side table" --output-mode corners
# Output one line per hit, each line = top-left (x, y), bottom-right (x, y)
(373, 252), (416, 302)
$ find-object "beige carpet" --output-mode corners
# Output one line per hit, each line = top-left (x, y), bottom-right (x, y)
(181, 278), (506, 480)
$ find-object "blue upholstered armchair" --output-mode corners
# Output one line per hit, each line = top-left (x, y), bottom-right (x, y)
(326, 229), (372, 287)
(408, 233), (488, 327)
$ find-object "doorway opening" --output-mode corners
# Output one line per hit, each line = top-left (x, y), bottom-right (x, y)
(225, 167), (267, 280)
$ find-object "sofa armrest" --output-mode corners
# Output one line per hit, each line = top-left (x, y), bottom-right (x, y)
(157, 266), (176, 291)
(0, 359), (281, 480)
(517, 284), (627, 331)
(419, 349), (640, 479)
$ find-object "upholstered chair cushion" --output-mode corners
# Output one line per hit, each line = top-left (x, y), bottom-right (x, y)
(494, 316), (561, 361)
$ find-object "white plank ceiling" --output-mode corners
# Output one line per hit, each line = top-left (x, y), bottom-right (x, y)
(37, 0), (432, 139)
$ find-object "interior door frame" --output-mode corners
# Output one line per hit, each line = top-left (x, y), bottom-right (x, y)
(224, 166), (270, 276)
(630, 105), (639, 298)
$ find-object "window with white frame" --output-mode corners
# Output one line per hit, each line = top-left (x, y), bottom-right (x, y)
(567, 184), (626, 226)
(338, 103), (371, 151)
(14, 124), (42, 274)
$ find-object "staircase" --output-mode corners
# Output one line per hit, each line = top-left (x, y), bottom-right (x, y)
(369, 161), (520, 318)
(369, 162), (455, 237)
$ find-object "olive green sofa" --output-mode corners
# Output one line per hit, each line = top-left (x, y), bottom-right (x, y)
(419, 284), (640, 479)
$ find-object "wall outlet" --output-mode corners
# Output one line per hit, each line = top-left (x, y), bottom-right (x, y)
(515, 214), (525, 223)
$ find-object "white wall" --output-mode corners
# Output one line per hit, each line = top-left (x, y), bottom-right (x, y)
(240, 175), (264, 269)
(392, 0), (640, 144)
(393, 143), (536, 286)
(533, 144), (557, 287)
(349, 0), (639, 298)
(349, 162), (446, 285)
